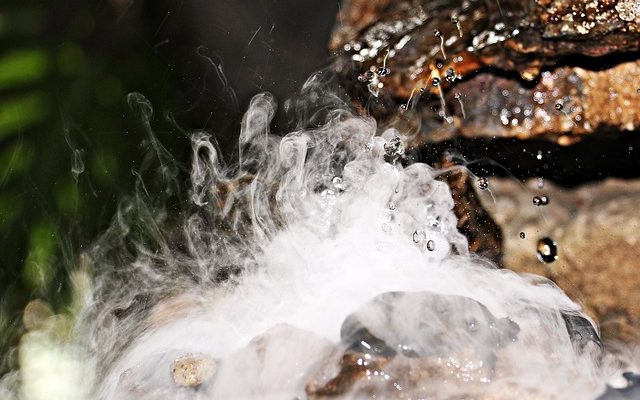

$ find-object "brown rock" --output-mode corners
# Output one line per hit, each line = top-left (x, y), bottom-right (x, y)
(436, 157), (503, 263)
(171, 354), (217, 387)
(479, 178), (640, 342)
(330, 0), (640, 142)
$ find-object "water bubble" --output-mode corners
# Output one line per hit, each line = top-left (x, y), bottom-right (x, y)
(388, 202), (396, 211)
(412, 230), (426, 244)
(555, 103), (564, 111)
(537, 237), (558, 263)
(432, 77), (441, 87)
(426, 240), (435, 251)
(477, 177), (489, 190)
(434, 29), (442, 37)
(468, 319), (478, 332)
(332, 176), (344, 191)
(445, 68), (457, 83)
(454, 92), (462, 100)
(377, 67), (390, 76)
(519, 232), (526, 239)
(539, 195), (549, 205)
(537, 177), (544, 189)
(532, 196), (544, 206)
(451, 16), (459, 23)
(320, 189), (336, 203)
(536, 150), (543, 160)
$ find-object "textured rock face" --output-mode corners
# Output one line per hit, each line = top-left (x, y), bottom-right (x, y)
(330, 0), (640, 142)
(479, 178), (640, 342)
(171, 355), (217, 387)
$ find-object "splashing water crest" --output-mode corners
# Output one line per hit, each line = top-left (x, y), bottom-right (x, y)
(0, 73), (634, 399)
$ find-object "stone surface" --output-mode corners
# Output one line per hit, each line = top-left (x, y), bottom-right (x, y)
(170, 354), (217, 387)
(330, 0), (640, 142)
(436, 158), (503, 263)
(479, 178), (640, 342)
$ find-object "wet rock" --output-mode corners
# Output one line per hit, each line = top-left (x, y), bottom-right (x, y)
(330, 0), (640, 142)
(436, 157), (503, 263)
(597, 372), (640, 399)
(561, 313), (603, 352)
(479, 178), (640, 342)
(311, 290), (522, 397)
(306, 291), (608, 399)
(340, 291), (520, 363)
(170, 354), (217, 387)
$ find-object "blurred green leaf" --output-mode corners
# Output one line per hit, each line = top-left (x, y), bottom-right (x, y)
(0, 48), (48, 91)
(55, 179), (80, 213)
(0, 141), (34, 185)
(56, 44), (85, 77)
(0, 8), (45, 37)
(91, 150), (118, 184)
(0, 92), (50, 140)
(22, 223), (57, 292)
(95, 75), (123, 107)
(0, 192), (22, 229)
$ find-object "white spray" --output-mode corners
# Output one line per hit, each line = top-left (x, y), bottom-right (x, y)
(0, 73), (633, 400)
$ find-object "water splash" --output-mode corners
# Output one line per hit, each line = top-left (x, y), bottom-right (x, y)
(0, 74), (632, 400)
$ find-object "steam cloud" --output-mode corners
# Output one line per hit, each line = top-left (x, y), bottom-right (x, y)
(1, 73), (636, 399)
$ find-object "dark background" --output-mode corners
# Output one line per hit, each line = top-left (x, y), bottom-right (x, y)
(0, 0), (340, 366)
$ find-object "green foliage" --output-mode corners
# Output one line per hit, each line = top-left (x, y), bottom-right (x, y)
(0, 0), (189, 372)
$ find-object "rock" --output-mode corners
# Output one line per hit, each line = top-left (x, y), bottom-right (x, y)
(435, 157), (503, 263)
(340, 291), (519, 362)
(329, 0), (640, 142)
(307, 291), (521, 398)
(479, 178), (640, 342)
(597, 372), (640, 399)
(170, 354), (217, 387)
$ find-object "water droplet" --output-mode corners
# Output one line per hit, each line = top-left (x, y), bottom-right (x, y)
(321, 189), (335, 199)
(536, 150), (543, 160)
(432, 77), (441, 86)
(332, 176), (344, 191)
(377, 67), (390, 76)
(434, 29), (442, 37)
(520, 232), (526, 239)
(426, 240), (435, 251)
(532, 196), (544, 206)
(388, 202), (396, 211)
(467, 319), (478, 332)
(539, 195), (549, 205)
(445, 68), (457, 82)
(413, 230), (426, 243)
(477, 177), (488, 190)
(454, 92), (462, 100)
(555, 103), (563, 111)
(537, 177), (544, 189)
(451, 15), (459, 23)
(537, 237), (558, 263)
